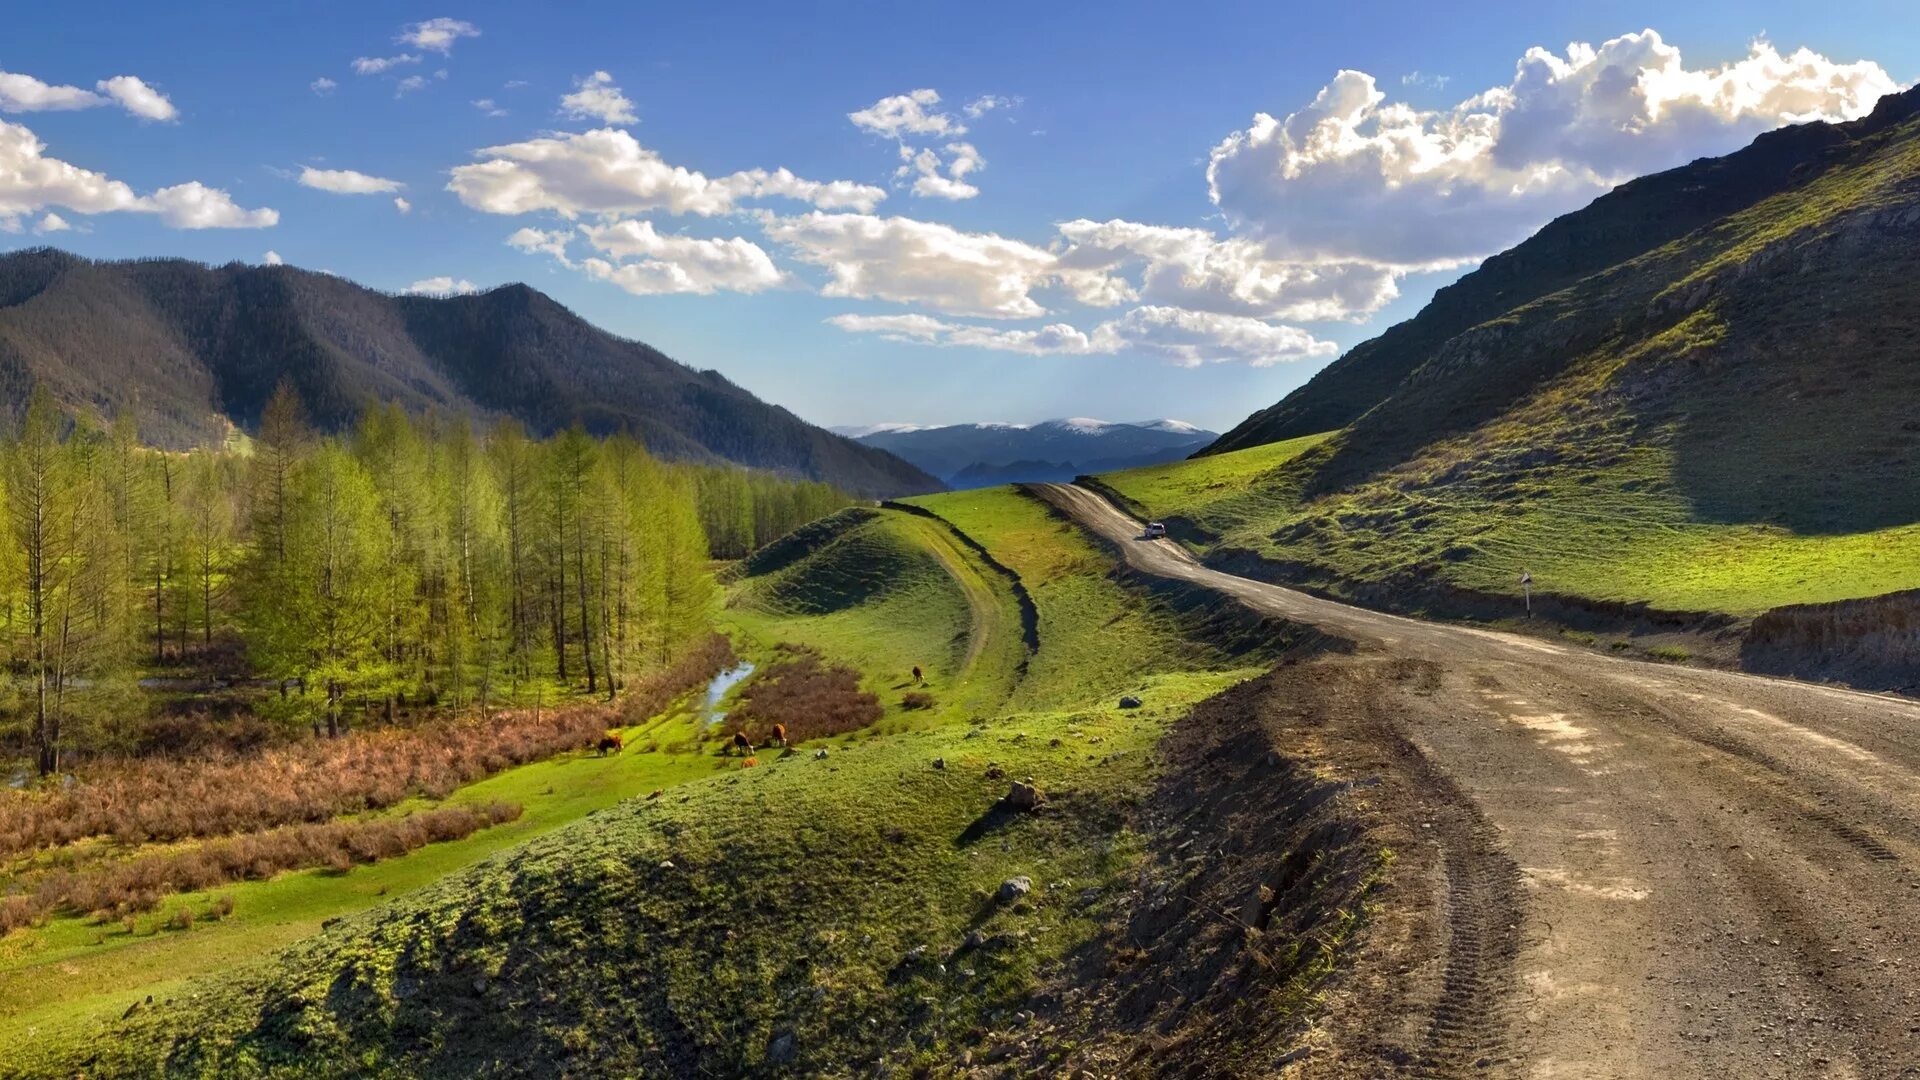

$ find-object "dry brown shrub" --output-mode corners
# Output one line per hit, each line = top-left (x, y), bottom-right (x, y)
(722, 645), (881, 745)
(0, 635), (732, 862)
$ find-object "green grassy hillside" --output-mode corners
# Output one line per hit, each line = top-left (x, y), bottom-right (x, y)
(1111, 87), (1920, 619)
(11, 493), (1288, 1077)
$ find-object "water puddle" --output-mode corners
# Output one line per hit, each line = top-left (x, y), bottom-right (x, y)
(703, 662), (755, 727)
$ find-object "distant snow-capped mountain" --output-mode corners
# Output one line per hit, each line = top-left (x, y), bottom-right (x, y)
(843, 418), (1217, 488)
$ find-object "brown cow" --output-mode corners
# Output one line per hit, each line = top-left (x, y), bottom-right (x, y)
(732, 731), (754, 755)
(770, 723), (788, 747)
(597, 731), (625, 756)
(911, 665), (924, 686)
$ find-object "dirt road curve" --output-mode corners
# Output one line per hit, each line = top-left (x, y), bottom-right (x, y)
(1031, 483), (1920, 1079)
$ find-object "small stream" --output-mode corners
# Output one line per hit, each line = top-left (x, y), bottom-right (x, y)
(702, 662), (755, 727)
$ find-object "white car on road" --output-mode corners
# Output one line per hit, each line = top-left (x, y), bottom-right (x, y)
(1143, 522), (1168, 539)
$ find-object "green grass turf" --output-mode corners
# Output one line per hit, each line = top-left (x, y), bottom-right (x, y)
(904, 486), (1244, 708)
(721, 510), (1027, 728)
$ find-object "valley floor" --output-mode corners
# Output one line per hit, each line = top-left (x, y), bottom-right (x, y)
(1037, 481), (1920, 1076)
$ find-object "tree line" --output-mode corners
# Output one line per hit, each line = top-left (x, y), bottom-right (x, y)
(0, 384), (853, 774)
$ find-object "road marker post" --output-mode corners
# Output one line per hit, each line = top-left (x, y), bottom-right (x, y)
(1521, 570), (1532, 618)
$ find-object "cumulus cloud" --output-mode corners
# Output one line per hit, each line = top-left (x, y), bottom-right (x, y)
(826, 306), (1335, 367)
(298, 166), (403, 194)
(394, 196), (411, 213)
(352, 54), (420, 75)
(448, 128), (885, 217)
(263, 249), (283, 265)
(560, 71), (636, 125)
(0, 119), (276, 230)
(472, 97), (506, 117)
(575, 219), (784, 295)
(95, 76), (176, 121)
(1, 69), (178, 121)
(896, 142), (983, 200)
(1207, 30), (1898, 268)
(506, 225), (574, 265)
(765, 212), (1056, 318)
(849, 89), (965, 138)
(33, 212), (69, 233)
(1053, 218), (1400, 322)
(395, 75), (430, 96)
(0, 70), (106, 112)
(404, 276), (481, 296)
(311, 77), (338, 95)
(399, 18), (480, 54)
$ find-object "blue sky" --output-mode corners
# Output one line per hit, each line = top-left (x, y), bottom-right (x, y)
(3, 2), (1915, 433)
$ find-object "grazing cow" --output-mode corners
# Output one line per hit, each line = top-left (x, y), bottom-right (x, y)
(770, 723), (788, 747)
(912, 665), (924, 686)
(597, 731), (625, 756)
(732, 731), (754, 755)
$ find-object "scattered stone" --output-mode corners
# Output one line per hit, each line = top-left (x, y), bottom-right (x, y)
(984, 762), (1006, 780)
(964, 929), (987, 950)
(999, 876), (1033, 903)
(658, 860), (676, 870)
(766, 1031), (797, 1065)
(1118, 695), (1142, 709)
(905, 945), (927, 963)
(1004, 780), (1045, 810)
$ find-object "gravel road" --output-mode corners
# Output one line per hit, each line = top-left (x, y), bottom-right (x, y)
(1032, 482), (1920, 1079)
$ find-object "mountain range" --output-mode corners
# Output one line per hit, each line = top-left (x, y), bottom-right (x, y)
(0, 249), (941, 497)
(837, 417), (1216, 487)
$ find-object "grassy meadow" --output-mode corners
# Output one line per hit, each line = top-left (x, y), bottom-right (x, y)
(6, 491), (1273, 1077)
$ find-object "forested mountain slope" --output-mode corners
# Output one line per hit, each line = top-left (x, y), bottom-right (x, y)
(1108, 84), (1920, 622)
(0, 249), (940, 496)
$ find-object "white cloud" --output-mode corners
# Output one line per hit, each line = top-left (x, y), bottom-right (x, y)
(32, 212), (69, 234)
(765, 212), (1055, 319)
(560, 71), (636, 125)
(1053, 218), (1400, 322)
(394, 196), (412, 213)
(574, 218), (784, 294)
(311, 77), (338, 95)
(720, 167), (886, 213)
(95, 76), (176, 122)
(826, 306), (1336, 367)
(352, 54), (420, 75)
(472, 97), (506, 117)
(1208, 30), (1898, 268)
(0, 119), (276, 230)
(0, 70), (106, 112)
(298, 166), (403, 194)
(850, 89), (965, 138)
(1, 69), (178, 121)
(896, 142), (984, 200)
(404, 276), (481, 296)
(399, 18), (479, 54)
(263, 249), (283, 265)
(963, 94), (1016, 119)
(449, 128), (886, 217)
(395, 75), (429, 96)
(145, 182), (279, 229)
(506, 226), (574, 265)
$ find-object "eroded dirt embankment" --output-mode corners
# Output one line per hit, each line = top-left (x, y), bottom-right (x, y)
(1025, 648), (1522, 1078)
(1743, 588), (1920, 693)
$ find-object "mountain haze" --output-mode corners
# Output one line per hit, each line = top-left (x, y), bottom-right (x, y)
(843, 417), (1215, 487)
(0, 249), (940, 496)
